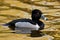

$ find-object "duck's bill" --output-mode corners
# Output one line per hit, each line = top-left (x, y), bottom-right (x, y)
(41, 14), (48, 21)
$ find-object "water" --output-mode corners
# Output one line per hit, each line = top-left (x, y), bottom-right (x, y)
(0, 0), (60, 40)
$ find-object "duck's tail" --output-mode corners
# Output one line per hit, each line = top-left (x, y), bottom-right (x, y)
(0, 23), (9, 26)
(0, 23), (9, 28)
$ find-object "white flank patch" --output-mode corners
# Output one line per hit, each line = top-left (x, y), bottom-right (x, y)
(15, 22), (40, 33)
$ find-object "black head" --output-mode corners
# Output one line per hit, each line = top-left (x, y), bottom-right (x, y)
(31, 9), (43, 20)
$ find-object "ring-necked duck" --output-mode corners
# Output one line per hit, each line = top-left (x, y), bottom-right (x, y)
(2, 9), (47, 34)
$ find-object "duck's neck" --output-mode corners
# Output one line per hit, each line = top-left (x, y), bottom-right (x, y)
(32, 19), (39, 22)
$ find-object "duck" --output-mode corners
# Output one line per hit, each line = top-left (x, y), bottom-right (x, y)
(2, 9), (47, 35)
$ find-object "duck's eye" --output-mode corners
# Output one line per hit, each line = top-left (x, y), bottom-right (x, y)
(34, 13), (40, 15)
(33, 13), (39, 16)
(35, 13), (39, 15)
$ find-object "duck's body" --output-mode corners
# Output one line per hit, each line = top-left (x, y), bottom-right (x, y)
(5, 18), (44, 33)
(6, 19), (37, 30)
(2, 9), (47, 34)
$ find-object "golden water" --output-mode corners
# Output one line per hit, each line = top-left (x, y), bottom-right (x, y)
(0, 0), (60, 40)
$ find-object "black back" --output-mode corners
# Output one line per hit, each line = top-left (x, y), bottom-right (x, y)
(8, 19), (36, 25)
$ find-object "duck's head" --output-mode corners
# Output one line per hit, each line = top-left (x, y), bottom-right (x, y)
(31, 9), (42, 20)
(31, 9), (48, 21)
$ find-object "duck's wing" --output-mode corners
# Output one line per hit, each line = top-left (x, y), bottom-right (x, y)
(7, 19), (36, 26)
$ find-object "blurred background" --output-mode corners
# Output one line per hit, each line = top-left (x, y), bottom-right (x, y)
(0, 0), (60, 40)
